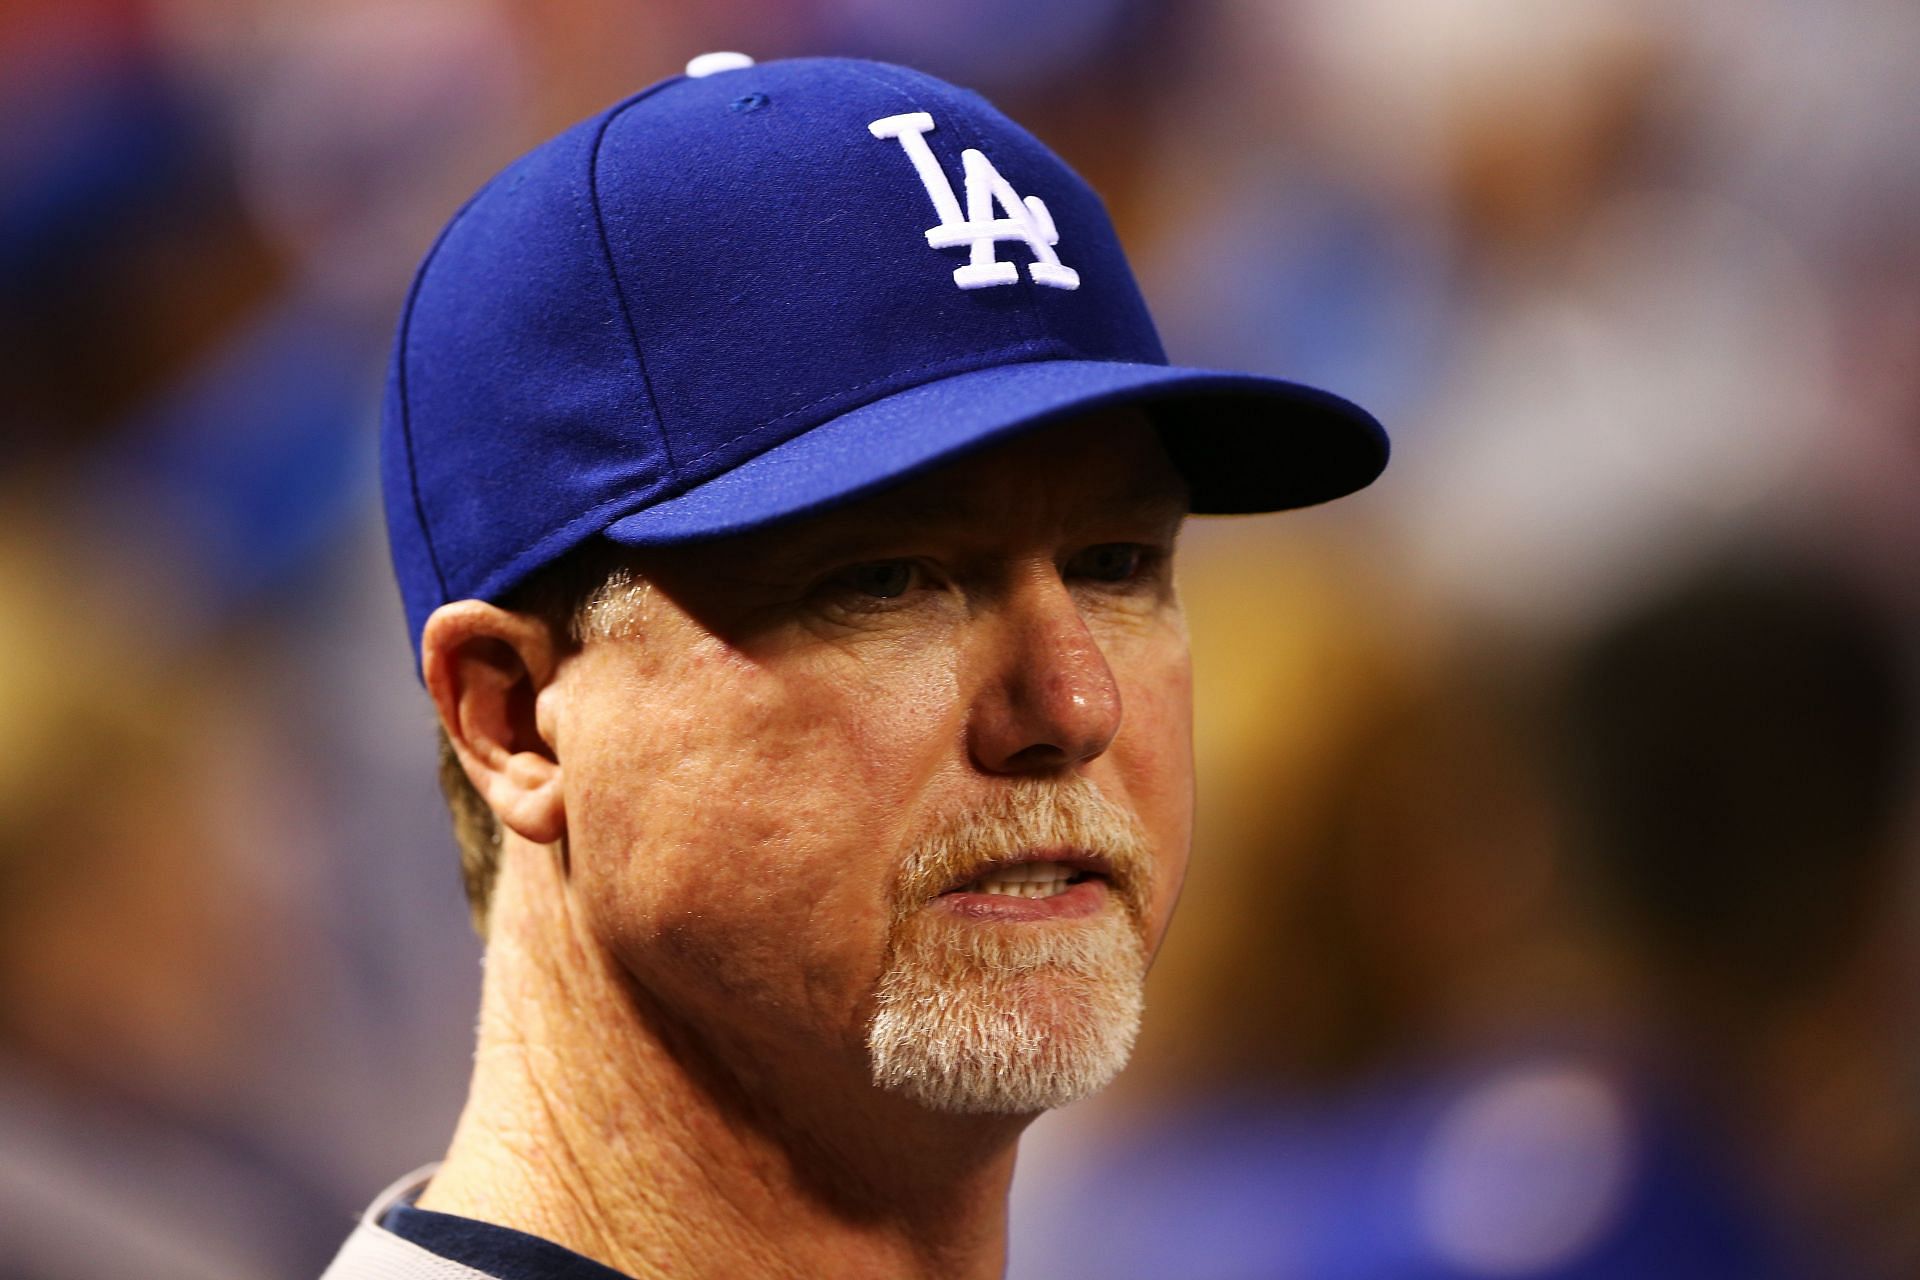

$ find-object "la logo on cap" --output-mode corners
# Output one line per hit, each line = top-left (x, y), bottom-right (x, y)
(869, 112), (1081, 292)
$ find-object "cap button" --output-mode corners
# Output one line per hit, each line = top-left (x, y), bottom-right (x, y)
(685, 51), (755, 78)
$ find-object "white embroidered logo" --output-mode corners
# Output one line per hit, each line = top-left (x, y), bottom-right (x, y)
(868, 112), (1081, 292)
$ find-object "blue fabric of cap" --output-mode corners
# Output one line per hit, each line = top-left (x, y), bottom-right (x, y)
(382, 56), (1388, 657)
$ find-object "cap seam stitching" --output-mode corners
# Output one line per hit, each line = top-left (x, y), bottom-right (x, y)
(394, 184), (503, 604)
(586, 80), (683, 475)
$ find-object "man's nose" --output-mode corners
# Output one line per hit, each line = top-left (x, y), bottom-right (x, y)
(966, 575), (1123, 775)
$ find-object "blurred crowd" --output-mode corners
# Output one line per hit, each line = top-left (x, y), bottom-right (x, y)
(1, 1), (1915, 1277)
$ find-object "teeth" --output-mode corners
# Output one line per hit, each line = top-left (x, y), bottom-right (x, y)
(961, 862), (1080, 899)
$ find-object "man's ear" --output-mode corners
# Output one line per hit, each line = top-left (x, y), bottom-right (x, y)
(421, 601), (567, 846)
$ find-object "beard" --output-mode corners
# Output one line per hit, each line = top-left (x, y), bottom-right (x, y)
(864, 778), (1157, 1115)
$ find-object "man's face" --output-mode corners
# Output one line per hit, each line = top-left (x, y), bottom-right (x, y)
(545, 410), (1194, 1114)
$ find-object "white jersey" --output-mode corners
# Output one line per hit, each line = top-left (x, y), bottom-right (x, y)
(318, 1165), (497, 1280)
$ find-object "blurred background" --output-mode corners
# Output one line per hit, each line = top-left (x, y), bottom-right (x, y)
(1, 0), (1915, 1276)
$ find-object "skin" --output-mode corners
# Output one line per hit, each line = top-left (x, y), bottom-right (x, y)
(417, 409), (1195, 1279)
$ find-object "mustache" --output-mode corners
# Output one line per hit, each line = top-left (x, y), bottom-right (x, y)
(891, 777), (1156, 926)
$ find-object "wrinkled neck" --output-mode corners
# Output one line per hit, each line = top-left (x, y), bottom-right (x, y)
(418, 835), (1025, 1280)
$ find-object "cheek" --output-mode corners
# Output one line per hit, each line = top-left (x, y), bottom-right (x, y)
(563, 641), (959, 1033)
(1109, 638), (1195, 948)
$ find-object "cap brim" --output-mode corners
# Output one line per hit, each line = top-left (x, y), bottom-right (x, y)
(604, 359), (1387, 545)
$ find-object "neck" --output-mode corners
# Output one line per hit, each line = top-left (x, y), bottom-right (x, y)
(418, 840), (1027, 1280)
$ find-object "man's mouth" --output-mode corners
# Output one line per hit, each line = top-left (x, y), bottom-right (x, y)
(949, 861), (1094, 900)
(933, 853), (1116, 907)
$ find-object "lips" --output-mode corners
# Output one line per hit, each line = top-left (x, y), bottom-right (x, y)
(929, 852), (1116, 921)
(941, 851), (1111, 895)
(957, 862), (1074, 898)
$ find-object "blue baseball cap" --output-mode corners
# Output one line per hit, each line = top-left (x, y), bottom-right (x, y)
(382, 53), (1388, 655)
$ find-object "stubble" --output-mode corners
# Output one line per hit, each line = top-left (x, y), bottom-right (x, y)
(865, 778), (1157, 1114)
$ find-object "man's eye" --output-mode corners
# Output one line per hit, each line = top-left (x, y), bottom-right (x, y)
(831, 560), (919, 599)
(1066, 543), (1147, 582)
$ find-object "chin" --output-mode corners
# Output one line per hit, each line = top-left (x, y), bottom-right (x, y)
(864, 910), (1147, 1115)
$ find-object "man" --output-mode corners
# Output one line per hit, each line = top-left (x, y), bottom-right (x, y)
(324, 52), (1386, 1279)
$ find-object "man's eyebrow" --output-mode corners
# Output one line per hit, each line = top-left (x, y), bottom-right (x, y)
(771, 484), (1188, 568)
(1102, 487), (1191, 526)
